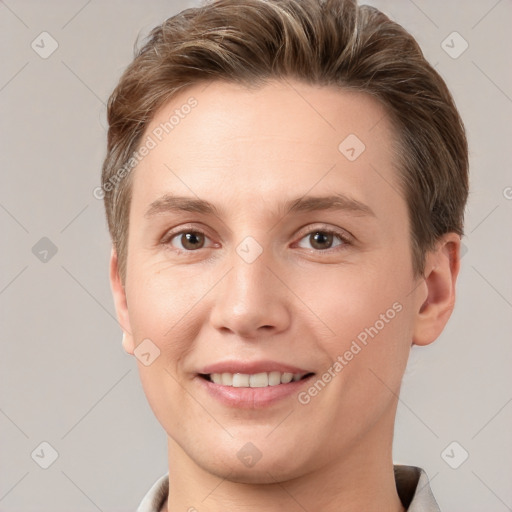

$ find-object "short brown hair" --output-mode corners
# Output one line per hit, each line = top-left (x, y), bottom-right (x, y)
(102, 0), (469, 281)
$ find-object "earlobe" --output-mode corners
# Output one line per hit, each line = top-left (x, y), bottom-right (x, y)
(412, 234), (461, 346)
(121, 333), (134, 355)
(109, 247), (135, 355)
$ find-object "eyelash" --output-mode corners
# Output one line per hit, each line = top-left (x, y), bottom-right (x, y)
(161, 225), (352, 254)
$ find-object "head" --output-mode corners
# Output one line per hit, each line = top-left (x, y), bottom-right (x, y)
(103, 0), (468, 485)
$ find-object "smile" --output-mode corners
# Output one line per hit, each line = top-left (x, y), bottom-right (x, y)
(199, 371), (314, 388)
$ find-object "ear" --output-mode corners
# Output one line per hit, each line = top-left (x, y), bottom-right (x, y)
(109, 247), (135, 355)
(412, 233), (461, 346)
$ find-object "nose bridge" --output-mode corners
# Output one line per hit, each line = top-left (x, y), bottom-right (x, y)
(232, 244), (272, 303)
(210, 239), (290, 337)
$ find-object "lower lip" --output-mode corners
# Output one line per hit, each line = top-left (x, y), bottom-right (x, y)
(196, 375), (314, 409)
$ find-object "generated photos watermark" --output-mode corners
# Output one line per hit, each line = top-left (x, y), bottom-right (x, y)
(298, 301), (403, 405)
(93, 96), (198, 200)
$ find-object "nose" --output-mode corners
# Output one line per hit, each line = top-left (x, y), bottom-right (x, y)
(209, 247), (291, 339)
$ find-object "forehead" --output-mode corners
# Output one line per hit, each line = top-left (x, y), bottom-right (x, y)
(130, 79), (400, 217)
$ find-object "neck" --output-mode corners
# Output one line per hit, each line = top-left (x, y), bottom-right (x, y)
(163, 415), (405, 512)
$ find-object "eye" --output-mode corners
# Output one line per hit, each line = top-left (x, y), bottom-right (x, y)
(296, 229), (348, 251)
(165, 230), (213, 251)
(162, 227), (350, 253)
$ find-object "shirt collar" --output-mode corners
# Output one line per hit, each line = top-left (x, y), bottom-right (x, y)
(394, 465), (441, 511)
(137, 465), (440, 512)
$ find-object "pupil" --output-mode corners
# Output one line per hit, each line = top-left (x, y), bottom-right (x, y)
(182, 232), (203, 250)
(311, 231), (332, 249)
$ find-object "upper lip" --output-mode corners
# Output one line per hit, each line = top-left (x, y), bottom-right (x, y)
(198, 360), (314, 375)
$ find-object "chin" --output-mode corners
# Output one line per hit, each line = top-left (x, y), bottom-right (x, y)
(193, 441), (312, 485)
(226, 469), (285, 485)
(204, 459), (302, 485)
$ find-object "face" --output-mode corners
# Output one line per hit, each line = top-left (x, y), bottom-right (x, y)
(111, 79), (450, 483)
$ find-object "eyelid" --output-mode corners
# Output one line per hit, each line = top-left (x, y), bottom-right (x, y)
(160, 223), (354, 251)
(160, 223), (215, 247)
(293, 223), (354, 245)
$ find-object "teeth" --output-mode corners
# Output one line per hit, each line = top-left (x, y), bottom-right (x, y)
(221, 373), (233, 386)
(249, 372), (268, 387)
(281, 372), (293, 384)
(268, 371), (281, 386)
(208, 371), (307, 388)
(232, 373), (250, 387)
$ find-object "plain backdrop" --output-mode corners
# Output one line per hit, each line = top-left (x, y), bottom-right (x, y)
(1, 0), (511, 511)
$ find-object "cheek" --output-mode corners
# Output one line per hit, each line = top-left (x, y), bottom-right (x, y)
(294, 259), (411, 342)
(123, 261), (223, 424)
(125, 265), (204, 435)
(125, 257), (211, 340)
(298, 263), (414, 400)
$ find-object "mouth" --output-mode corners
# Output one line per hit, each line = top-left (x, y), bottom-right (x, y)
(195, 363), (316, 408)
(198, 371), (315, 388)
(195, 360), (316, 408)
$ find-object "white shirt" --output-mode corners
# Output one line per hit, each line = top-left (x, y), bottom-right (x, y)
(136, 465), (441, 511)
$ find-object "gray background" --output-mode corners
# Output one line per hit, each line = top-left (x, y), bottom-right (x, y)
(1, 0), (511, 510)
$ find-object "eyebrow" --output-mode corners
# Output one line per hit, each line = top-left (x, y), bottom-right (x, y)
(145, 192), (375, 219)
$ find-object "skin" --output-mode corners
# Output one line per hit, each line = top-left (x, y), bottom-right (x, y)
(110, 79), (460, 512)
